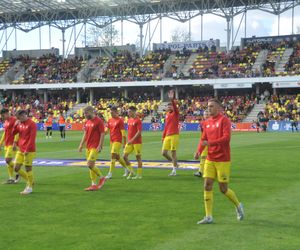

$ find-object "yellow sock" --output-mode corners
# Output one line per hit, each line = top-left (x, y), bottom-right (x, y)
(109, 159), (116, 173)
(118, 158), (127, 168)
(89, 169), (97, 184)
(27, 171), (34, 188)
(137, 168), (142, 176)
(225, 188), (240, 207)
(17, 169), (28, 182)
(91, 166), (102, 177)
(204, 191), (213, 217)
(7, 161), (14, 179)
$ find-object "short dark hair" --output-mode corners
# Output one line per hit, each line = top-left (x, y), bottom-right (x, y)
(128, 106), (137, 112)
(16, 110), (27, 116)
(110, 106), (118, 112)
(208, 98), (222, 107)
(0, 108), (9, 114)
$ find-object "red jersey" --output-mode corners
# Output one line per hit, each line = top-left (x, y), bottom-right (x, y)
(127, 117), (142, 144)
(3, 116), (17, 146)
(163, 100), (179, 138)
(107, 117), (125, 143)
(84, 116), (105, 149)
(199, 113), (231, 162)
(13, 119), (37, 153)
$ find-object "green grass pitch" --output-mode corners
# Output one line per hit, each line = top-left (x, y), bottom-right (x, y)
(1, 131), (300, 250)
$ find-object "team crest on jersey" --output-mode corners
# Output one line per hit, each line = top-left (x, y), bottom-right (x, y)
(149, 123), (162, 131)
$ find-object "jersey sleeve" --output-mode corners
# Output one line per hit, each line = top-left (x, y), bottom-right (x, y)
(172, 100), (179, 115)
(12, 123), (19, 136)
(197, 127), (208, 153)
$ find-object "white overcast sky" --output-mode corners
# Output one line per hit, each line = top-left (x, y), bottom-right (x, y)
(0, 6), (299, 56)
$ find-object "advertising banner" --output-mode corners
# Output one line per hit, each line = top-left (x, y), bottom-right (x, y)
(272, 82), (300, 88)
(0, 122), (258, 132)
(153, 40), (219, 51)
(267, 120), (299, 132)
(242, 34), (300, 47)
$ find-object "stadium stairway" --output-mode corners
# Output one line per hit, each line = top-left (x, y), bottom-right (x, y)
(89, 59), (110, 81)
(182, 53), (198, 77)
(163, 54), (175, 78)
(252, 49), (268, 75)
(275, 48), (294, 73)
(67, 103), (88, 117)
(243, 103), (266, 123)
(0, 61), (22, 84)
(77, 57), (97, 82)
(142, 102), (168, 123)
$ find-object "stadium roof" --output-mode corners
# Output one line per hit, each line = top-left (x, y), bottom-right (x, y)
(0, 0), (299, 30)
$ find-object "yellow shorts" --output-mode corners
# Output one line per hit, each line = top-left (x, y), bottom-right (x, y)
(162, 134), (179, 151)
(15, 151), (36, 166)
(86, 148), (98, 162)
(203, 159), (231, 183)
(4, 146), (17, 159)
(124, 144), (142, 156)
(201, 146), (208, 158)
(110, 142), (122, 154)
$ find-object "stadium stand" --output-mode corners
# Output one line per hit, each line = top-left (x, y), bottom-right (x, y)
(11, 55), (86, 84)
(262, 94), (300, 121)
(2, 38), (300, 85)
(0, 59), (12, 76)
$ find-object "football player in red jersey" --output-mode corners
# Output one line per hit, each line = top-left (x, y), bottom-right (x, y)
(123, 106), (142, 179)
(105, 107), (133, 179)
(79, 106), (106, 191)
(162, 90), (180, 176)
(12, 110), (37, 195)
(196, 99), (244, 224)
(0, 109), (19, 184)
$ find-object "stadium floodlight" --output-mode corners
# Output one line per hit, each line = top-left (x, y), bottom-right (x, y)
(13, 0), (22, 3)
(151, 0), (161, 3)
(57, 0), (66, 3)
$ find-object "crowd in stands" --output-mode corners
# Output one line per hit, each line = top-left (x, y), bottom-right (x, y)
(1, 37), (300, 85)
(0, 94), (74, 123)
(150, 95), (256, 123)
(10, 54), (86, 84)
(285, 42), (300, 76)
(261, 94), (300, 121)
(2, 91), (300, 125)
(90, 51), (168, 82)
(0, 59), (12, 76)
